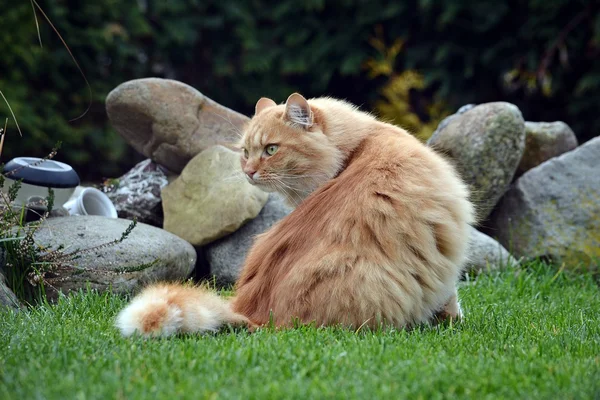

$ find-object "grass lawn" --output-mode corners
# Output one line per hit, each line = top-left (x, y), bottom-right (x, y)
(0, 262), (599, 399)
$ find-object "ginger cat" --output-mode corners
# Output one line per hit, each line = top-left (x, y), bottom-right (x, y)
(116, 93), (475, 337)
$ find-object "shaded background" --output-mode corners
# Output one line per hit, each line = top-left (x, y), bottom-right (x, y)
(1, 0), (598, 181)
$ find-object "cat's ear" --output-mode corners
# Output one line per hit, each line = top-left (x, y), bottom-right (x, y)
(284, 93), (313, 128)
(255, 97), (277, 115)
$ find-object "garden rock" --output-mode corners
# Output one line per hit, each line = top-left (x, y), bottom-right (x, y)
(49, 206), (70, 218)
(206, 194), (292, 284)
(103, 159), (168, 227)
(0, 279), (20, 311)
(427, 102), (525, 220)
(33, 215), (196, 300)
(0, 246), (20, 310)
(162, 145), (268, 246)
(464, 227), (518, 275)
(516, 121), (578, 176)
(106, 78), (249, 173)
(430, 104), (475, 135)
(486, 137), (600, 267)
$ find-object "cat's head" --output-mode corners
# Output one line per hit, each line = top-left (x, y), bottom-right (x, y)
(239, 93), (342, 201)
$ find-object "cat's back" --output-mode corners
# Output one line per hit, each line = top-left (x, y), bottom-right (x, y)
(234, 124), (474, 327)
(323, 124), (467, 210)
(268, 126), (451, 239)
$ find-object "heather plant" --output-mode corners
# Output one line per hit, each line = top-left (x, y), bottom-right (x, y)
(0, 140), (61, 302)
(0, 134), (138, 305)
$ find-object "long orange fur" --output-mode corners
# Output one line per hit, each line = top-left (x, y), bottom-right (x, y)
(115, 93), (474, 337)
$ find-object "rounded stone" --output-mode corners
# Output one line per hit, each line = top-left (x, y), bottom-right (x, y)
(0, 276), (22, 311)
(485, 137), (600, 267)
(516, 121), (578, 176)
(106, 78), (249, 173)
(33, 215), (196, 299)
(161, 145), (269, 246)
(464, 227), (518, 275)
(206, 194), (292, 285)
(427, 102), (526, 220)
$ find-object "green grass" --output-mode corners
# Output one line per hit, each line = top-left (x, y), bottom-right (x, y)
(0, 262), (599, 400)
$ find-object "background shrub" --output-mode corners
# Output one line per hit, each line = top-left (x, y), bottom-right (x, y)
(0, 0), (598, 180)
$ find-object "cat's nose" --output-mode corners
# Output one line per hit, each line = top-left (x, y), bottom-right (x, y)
(245, 169), (257, 180)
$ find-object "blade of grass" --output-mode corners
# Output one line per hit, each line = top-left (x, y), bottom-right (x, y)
(0, 118), (7, 158)
(0, 237), (26, 243)
(31, 0), (91, 122)
(18, 203), (26, 225)
(30, 0), (43, 48)
(0, 91), (22, 137)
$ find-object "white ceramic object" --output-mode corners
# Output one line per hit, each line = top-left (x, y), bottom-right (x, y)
(63, 187), (118, 218)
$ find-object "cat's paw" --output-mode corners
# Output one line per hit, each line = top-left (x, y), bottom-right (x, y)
(431, 296), (463, 325)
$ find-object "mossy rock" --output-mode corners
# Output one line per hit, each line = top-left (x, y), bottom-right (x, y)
(485, 137), (600, 268)
(428, 102), (525, 220)
(516, 121), (578, 177)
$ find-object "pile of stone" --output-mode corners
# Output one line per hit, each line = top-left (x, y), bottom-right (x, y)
(3, 77), (597, 308)
(428, 103), (598, 268)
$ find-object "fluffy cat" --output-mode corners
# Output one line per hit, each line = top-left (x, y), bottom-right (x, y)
(115, 93), (475, 337)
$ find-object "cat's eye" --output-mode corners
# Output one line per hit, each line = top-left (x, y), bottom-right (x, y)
(242, 148), (249, 159)
(265, 144), (279, 156)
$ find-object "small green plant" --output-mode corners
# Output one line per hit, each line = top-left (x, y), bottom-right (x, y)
(0, 139), (139, 305)
(0, 3), (144, 306)
(0, 144), (60, 303)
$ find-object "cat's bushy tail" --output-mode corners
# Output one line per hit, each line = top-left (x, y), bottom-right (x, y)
(115, 283), (249, 338)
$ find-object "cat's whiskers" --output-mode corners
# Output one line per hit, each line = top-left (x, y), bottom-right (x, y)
(274, 170), (330, 179)
(280, 175), (327, 194)
(218, 155), (248, 184)
(270, 179), (300, 208)
(275, 173), (329, 180)
(270, 176), (296, 192)
(207, 110), (245, 140)
(272, 171), (329, 187)
(271, 176), (307, 206)
(220, 172), (246, 183)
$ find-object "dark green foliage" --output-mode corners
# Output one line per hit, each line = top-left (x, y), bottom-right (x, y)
(398, 0), (600, 144)
(0, 0), (598, 180)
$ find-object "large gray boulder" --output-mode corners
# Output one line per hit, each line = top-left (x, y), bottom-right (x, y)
(486, 137), (600, 267)
(428, 102), (526, 220)
(103, 159), (169, 227)
(464, 227), (518, 275)
(516, 121), (578, 177)
(33, 216), (196, 300)
(205, 194), (292, 285)
(161, 145), (268, 246)
(106, 78), (249, 173)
